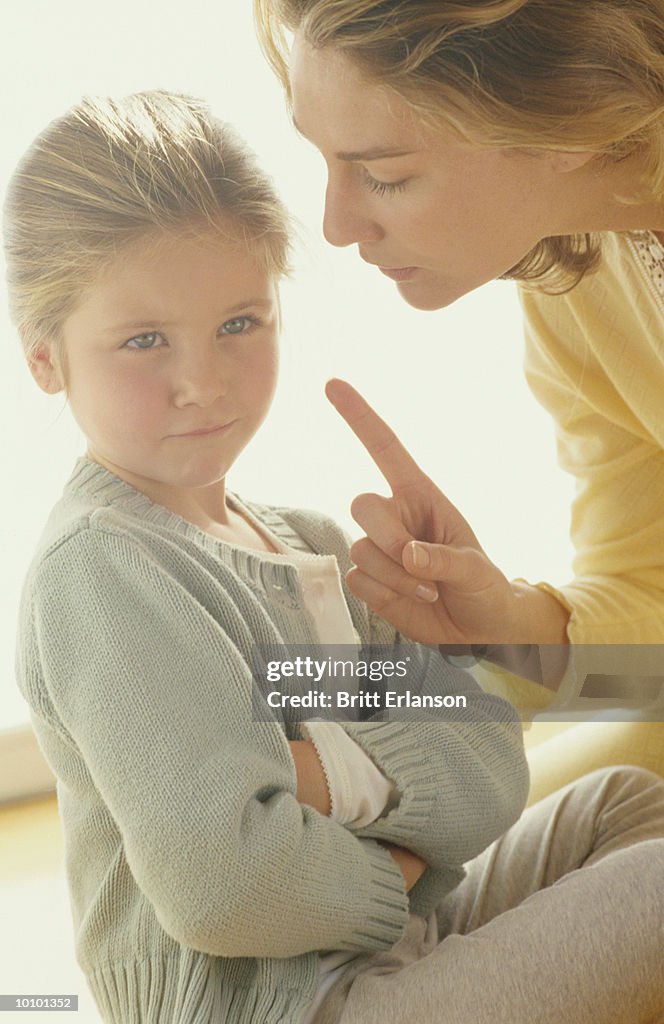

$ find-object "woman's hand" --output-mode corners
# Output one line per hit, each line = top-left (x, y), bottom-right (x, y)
(326, 379), (569, 647)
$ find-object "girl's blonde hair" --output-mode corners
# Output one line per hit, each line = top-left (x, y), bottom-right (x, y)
(3, 90), (291, 358)
(255, 0), (664, 290)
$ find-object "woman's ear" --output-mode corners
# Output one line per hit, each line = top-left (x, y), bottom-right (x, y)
(24, 337), (66, 395)
(548, 151), (596, 174)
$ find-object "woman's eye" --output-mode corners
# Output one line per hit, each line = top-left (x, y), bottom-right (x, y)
(221, 316), (260, 335)
(362, 170), (408, 197)
(124, 332), (164, 351)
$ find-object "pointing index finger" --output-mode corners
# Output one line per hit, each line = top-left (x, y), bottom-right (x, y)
(325, 378), (424, 491)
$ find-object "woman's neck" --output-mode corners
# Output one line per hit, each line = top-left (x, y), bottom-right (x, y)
(568, 152), (664, 236)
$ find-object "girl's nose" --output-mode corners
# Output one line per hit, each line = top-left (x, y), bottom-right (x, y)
(172, 347), (229, 408)
(322, 173), (383, 249)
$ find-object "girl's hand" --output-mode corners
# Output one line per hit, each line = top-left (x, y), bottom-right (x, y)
(326, 379), (569, 646)
(379, 842), (428, 892)
(290, 742), (427, 891)
(290, 740), (331, 816)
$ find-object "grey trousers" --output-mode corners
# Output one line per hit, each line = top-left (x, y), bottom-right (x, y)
(318, 767), (664, 1024)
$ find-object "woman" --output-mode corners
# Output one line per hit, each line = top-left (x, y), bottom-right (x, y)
(254, 1), (664, 774)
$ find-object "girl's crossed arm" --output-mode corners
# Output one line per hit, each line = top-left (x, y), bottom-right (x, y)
(22, 522), (412, 961)
(290, 738), (429, 892)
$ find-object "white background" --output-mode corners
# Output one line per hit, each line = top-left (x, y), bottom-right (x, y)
(0, 1), (574, 730)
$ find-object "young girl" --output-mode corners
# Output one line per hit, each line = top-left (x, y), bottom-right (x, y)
(4, 91), (664, 1024)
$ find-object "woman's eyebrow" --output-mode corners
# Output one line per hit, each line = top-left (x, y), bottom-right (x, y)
(336, 145), (419, 161)
(292, 118), (419, 161)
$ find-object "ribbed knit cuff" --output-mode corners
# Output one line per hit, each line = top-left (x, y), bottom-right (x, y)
(340, 722), (440, 845)
(408, 864), (465, 919)
(352, 838), (410, 949)
(303, 720), (398, 827)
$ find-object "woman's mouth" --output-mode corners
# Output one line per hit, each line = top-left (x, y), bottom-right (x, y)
(378, 266), (418, 282)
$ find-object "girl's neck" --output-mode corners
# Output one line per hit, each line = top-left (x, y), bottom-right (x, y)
(85, 450), (278, 553)
(200, 506), (280, 553)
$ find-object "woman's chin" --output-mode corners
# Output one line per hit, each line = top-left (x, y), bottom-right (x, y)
(395, 276), (467, 311)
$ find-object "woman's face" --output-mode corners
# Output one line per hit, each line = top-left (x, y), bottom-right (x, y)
(290, 37), (578, 309)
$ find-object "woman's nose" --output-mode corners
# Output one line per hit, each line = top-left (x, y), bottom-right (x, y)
(172, 346), (229, 408)
(322, 174), (383, 248)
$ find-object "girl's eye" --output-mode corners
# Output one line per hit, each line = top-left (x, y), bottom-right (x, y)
(221, 316), (260, 336)
(362, 170), (408, 197)
(124, 331), (164, 351)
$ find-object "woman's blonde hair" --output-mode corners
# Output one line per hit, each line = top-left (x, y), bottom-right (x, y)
(3, 90), (291, 358)
(255, 0), (664, 290)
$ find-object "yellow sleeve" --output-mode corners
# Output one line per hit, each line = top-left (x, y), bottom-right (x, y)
(518, 236), (664, 643)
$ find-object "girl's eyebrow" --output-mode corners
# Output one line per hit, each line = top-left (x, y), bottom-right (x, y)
(222, 298), (275, 315)
(292, 118), (419, 162)
(102, 299), (275, 333)
(101, 320), (172, 334)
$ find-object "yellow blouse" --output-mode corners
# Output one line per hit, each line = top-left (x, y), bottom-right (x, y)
(519, 231), (664, 643)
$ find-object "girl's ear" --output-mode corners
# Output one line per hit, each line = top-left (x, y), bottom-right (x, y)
(25, 338), (66, 395)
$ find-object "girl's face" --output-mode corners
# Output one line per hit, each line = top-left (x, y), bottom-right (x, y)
(40, 231), (280, 510)
(290, 38), (586, 310)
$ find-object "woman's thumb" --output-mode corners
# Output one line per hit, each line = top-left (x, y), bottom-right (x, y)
(403, 540), (481, 589)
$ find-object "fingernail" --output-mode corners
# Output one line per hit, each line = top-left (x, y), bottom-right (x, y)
(416, 584), (438, 603)
(410, 542), (430, 569)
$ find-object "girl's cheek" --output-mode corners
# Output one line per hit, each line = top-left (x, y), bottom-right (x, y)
(101, 368), (169, 429)
(116, 364), (167, 402)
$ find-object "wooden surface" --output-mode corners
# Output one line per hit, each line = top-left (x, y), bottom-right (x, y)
(0, 795), (100, 1022)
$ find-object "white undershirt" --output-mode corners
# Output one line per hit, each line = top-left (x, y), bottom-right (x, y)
(229, 499), (402, 1019)
(283, 553), (398, 1021)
